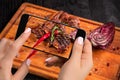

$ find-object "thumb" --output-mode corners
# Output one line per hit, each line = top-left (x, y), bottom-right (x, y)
(81, 39), (93, 68)
(70, 37), (84, 61)
(13, 59), (31, 80)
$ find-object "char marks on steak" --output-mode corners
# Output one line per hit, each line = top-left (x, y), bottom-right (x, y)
(53, 34), (71, 52)
(31, 25), (45, 38)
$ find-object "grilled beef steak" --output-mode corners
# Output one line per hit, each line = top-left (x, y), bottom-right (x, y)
(31, 11), (79, 52)
(31, 25), (45, 39)
(60, 12), (80, 28)
(52, 34), (71, 52)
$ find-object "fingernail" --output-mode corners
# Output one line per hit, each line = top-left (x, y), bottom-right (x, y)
(45, 57), (51, 62)
(24, 28), (31, 33)
(26, 59), (31, 66)
(77, 37), (83, 45)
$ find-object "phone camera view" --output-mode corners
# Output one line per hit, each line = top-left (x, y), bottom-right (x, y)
(15, 12), (85, 59)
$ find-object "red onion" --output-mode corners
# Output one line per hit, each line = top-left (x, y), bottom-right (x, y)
(87, 22), (115, 49)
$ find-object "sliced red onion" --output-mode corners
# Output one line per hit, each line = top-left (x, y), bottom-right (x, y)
(87, 22), (115, 49)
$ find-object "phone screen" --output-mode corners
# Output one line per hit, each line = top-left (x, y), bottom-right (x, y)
(16, 14), (86, 58)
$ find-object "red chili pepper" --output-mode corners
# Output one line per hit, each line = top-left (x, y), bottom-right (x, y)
(27, 50), (37, 59)
(27, 30), (60, 59)
(54, 30), (61, 36)
(33, 32), (51, 48)
(33, 30), (60, 48)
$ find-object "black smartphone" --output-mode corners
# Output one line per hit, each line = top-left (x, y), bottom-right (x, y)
(15, 14), (29, 39)
(15, 14), (86, 58)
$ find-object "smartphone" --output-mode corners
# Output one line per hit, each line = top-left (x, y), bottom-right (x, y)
(15, 14), (86, 58)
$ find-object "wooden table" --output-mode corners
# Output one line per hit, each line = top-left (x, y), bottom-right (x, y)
(0, 2), (120, 80)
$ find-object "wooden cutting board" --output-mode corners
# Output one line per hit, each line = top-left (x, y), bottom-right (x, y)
(0, 2), (120, 80)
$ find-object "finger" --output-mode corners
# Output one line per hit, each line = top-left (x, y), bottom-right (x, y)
(0, 38), (13, 59)
(81, 39), (93, 68)
(83, 39), (92, 58)
(13, 59), (31, 80)
(5, 28), (31, 59)
(70, 37), (84, 61)
(14, 28), (31, 50)
(0, 38), (9, 51)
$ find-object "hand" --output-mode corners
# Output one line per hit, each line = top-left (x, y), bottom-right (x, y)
(58, 37), (93, 80)
(0, 28), (31, 80)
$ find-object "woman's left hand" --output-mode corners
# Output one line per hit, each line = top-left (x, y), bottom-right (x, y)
(0, 28), (31, 80)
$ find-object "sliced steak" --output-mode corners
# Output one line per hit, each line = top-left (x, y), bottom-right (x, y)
(60, 12), (80, 28)
(67, 16), (80, 28)
(42, 11), (64, 33)
(31, 25), (45, 38)
(52, 11), (64, 23)
(42, 21), (55, 33)
(52, 34), (71, 53)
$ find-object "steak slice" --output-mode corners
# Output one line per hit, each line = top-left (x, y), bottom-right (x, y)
(52, 11), (64, 23)
(52, 34), (71, 53)
(31, 25), (45, 38)
(60, 12), (80, 28)
(42, 11), (64, 33)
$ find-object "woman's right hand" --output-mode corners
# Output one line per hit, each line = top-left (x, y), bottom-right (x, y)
(58, 37), (93, 80)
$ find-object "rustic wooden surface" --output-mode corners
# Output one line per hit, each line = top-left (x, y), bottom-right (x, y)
(0, 2), (120, 80)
